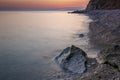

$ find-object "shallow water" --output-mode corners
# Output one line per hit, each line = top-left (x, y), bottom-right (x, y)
(0, 11), (98, 80)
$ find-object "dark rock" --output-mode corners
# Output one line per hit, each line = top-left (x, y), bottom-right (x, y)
(55, 45), (87, 74)
(79, 34), (84, 38)
(55, 47), (71, 64)
(86, 0), (120, 11)
(68, 10), (86, 14)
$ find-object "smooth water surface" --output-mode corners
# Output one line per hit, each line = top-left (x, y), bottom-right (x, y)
(0, 11), (97, 80)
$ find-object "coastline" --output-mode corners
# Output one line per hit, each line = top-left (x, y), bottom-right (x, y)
(78, 9), (120, 80)
(64, 9), (120, 80)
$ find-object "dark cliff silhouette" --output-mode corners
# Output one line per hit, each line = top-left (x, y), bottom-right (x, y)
(86, 0), (120, 10)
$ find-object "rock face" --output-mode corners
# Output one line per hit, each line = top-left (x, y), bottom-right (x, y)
(86, 0), (120, 11)
(88, 10), (120, 46)
(55, 45), (87, 74)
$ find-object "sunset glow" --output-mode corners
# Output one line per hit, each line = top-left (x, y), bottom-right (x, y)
(0, 0), (89, 9)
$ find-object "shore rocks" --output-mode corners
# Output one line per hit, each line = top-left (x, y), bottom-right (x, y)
(55, 45), (120, 79)
(86, 0), (120, 11)
(79, 45), (120, 80)
(55, 45), (87, 74)
(68, 10), (86, 14)
(76, 0), (120, 79)
(54, 45), (120, 80)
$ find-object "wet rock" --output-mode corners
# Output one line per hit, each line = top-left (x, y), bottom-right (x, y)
(97, 45), (120, 70)
(55, 45), (87, 74)
(68, 10), (86, 14)
(79, 34), (84, 38)
(55, 47), (71, 64)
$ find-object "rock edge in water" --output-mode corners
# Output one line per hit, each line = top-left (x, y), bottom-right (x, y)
(55, 45), (98, 74)
(55, 45), (87, 74)
(55, 45), (120, 80)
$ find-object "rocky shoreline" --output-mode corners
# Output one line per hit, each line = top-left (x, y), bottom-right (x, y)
(77, 9), (120, 80)
(55, 45), (120, 80)
(55, 0), (120, 79)
(63, 9), (120, 80)
(66, 0), (120, 79)
(79, 45), (120, 80)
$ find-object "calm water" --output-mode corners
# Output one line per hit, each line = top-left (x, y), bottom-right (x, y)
(0, 11), (97, 80)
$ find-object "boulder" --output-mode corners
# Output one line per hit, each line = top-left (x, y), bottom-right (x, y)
(55, 47), (71, 64)
(55, 45), (87, 74)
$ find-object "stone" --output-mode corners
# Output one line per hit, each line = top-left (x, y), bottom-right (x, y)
(68, 10), (86, 14)
(79, 34), (84, 38)
(55, 47), (71, 64)
(55, 45), (87, 74)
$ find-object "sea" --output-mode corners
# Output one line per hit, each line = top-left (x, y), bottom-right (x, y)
(0, 11), (98, 80)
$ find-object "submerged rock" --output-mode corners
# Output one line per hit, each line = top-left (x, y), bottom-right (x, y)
(68, 10), (86, 14)
(55, 45), (87, 74)
(55, 47), (71, 64)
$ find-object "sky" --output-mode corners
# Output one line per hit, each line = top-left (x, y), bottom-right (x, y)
(0, 0), (89, 10)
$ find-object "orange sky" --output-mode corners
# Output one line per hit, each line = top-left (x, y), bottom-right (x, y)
(0, 0), (89, 8)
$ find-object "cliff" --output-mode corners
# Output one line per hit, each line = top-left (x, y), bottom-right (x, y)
(86, 0), (120, 11)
